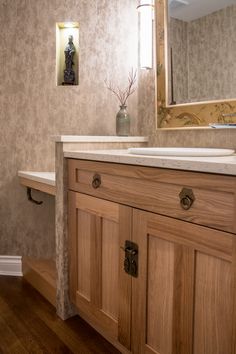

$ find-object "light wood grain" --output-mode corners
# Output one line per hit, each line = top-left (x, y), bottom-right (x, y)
(132, 209), (235, 354)
(193, 252), (232, 354)
(74, 192), (119, 223)
(172, 245), (195, 354)
(68, 159), (236, 192)
(22, 257), (56, 307)
(131, 209), (149, 354)
(147, 214), (233, 262)
(90, 215), (102, 308)
(20, 177), (56, 196)
(102, 219), (119, 320)
(118, 206), (132, 350)
(68, 159), (236, 233)
(146, 236), (174, 354)
(68, 191), (77, 304)
(68, 160), (236, 353)
(68, 191), (131, 352)
(77, 210), (91, 301)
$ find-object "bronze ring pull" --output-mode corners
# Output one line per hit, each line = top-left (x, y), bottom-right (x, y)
(92, 174), (101, 189)
(179, 188), (195, 210)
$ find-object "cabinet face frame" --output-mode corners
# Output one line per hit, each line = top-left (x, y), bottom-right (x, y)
(68, 191), (132, 350)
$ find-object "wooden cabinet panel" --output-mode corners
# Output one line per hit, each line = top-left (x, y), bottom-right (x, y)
(146, 237), (175, 354)
(193, 253), (232, 354)
(77, 210), (91, 301)
(101, 219), (119, 320)
(132, 209), (234, 354)
(68, 159), (236, 233)
(68, 191), (132, 351)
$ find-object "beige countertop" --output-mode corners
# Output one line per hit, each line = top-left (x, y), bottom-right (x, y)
(52, 135), (148, 143)
(64, 149), (236, 176)
(18, 171), (56, 186)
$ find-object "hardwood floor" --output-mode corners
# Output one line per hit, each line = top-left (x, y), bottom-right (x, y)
(0, 276), (120, 354)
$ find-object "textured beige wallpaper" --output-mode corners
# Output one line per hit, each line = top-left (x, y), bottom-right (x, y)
(169, 5), (236, 104)
(168, 17), (188, 104)
(188, 5), (236, 102)
(0, 0), (139, 256)
(1, 0), (236, 257)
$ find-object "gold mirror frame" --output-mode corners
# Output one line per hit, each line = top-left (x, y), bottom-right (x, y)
(156, 0), (236, 129)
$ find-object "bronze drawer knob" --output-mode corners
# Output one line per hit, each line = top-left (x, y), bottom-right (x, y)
(179, 188), (195, 210)
(92, 174), (101, 189)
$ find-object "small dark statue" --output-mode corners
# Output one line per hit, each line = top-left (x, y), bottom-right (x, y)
(63, 35), (76, 85)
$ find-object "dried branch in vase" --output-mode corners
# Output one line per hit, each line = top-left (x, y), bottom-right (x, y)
(105, 69), (137, 106)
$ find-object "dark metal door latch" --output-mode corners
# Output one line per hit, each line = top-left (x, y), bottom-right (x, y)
(121, 240), (138, 277)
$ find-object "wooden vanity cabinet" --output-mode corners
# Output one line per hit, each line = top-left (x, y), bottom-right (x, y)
(68, 159), (236, 354)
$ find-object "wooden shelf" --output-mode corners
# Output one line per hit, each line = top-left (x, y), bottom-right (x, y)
(18, 171), (56, 196)
(22, 257), (56, 307)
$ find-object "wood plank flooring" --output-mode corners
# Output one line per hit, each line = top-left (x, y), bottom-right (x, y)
(0, 276), (120, 354)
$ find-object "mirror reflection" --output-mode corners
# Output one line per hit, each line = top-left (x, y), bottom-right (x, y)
(168, 0), (236, 105)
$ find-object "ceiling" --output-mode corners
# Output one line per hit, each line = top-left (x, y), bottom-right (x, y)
(169, 0), (236, 22)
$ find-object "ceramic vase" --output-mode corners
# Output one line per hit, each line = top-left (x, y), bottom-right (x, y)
(116, 105), (130, 136)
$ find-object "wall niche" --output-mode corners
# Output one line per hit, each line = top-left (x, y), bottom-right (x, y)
(56, 22), (79, 86)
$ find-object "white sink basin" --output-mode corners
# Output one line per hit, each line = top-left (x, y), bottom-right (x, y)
(127, 147), (235, 157)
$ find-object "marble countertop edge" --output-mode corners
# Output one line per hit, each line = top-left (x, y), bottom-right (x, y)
(18, 171), (56, 186)
(51, 135), (149, 143)
(63, 149), (236, 176)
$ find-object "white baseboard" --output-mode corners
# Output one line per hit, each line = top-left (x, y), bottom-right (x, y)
(0, 256), (23, 276)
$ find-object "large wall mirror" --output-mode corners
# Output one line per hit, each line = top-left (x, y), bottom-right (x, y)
(156, 0), (236, 128)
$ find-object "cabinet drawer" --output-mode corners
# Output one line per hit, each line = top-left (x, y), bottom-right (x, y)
(68, 159), (236, 234)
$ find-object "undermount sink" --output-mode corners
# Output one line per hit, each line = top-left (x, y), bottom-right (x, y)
(127, 147), (235, 157)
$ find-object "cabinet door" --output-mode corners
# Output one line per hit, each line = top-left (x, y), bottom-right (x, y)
(68, 191), (132, 350)
(132, 209), (235, 354)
